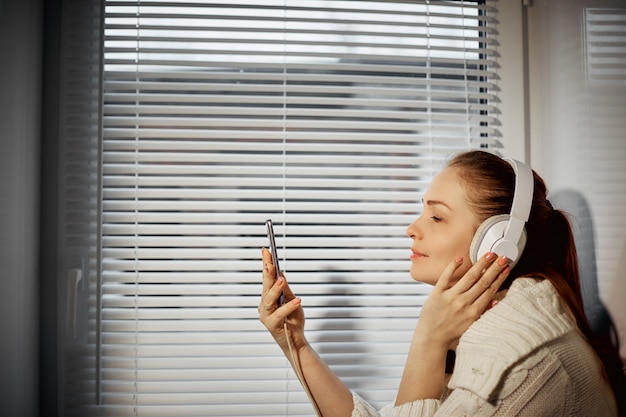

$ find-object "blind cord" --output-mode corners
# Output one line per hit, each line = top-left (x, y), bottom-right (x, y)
(284, 320), (323, 417)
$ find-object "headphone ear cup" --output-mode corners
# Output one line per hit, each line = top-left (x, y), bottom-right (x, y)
(469, 214), (510, 264)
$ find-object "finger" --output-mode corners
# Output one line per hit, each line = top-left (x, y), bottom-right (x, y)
(280, 272), (296, 302)
(258, 273), (284, 314)
(278, 297), (302, 320)
(452, 252), (498, 294)
(472, 262), (510, 308)
(261, 247), (278, 291)
(434, 256), (465, 291)
(260, 269), (294, 309)
(259, 294), (301, 322)
(260, 248), (281, 311)
(464, 254), (509, 302)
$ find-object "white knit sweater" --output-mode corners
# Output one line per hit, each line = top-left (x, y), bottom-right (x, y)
(352, 277), (618, 417)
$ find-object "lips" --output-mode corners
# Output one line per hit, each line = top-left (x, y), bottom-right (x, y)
(410, 248), (427, 260)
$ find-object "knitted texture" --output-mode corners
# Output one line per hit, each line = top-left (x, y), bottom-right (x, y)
(449, 278), (575, 400)
(350, 278), (618, 417)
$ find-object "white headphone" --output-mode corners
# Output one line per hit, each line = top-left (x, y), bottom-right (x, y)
(469, 157), (534, 269)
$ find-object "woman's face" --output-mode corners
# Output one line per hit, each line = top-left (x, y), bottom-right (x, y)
(406, 167), (478, 285)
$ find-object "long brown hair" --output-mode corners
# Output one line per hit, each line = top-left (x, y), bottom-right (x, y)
(448, 150), (625, 415)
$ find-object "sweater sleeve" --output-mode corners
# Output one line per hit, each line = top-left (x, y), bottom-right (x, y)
(351, 392), (441, 417)
(433, 340), (616, 417)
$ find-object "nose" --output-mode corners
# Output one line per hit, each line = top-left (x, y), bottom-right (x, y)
(406, 216), (422, 240)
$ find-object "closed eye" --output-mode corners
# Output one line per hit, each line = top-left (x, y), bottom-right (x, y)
(430, 215), (443, 223)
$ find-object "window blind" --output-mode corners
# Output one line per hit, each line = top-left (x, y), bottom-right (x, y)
(584, 8), (626, 87)
(94, 1), (500, 416)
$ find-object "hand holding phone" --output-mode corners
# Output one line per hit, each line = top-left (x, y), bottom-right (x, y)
(263, 221), (319, 414)
(265, 219), (285, 305)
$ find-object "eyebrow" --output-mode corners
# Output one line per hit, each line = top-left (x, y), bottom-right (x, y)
(422, 198), (453, 211)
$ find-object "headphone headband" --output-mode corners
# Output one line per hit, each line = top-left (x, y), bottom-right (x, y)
(469, 156), (534, 267)
(503, 157), (533, 224)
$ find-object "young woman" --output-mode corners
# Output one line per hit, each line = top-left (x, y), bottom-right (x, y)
(258, 150), (624, 416)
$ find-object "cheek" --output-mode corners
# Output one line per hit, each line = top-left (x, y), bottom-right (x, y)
(447, 233), (474, 280)
(456, 227), (475, 260)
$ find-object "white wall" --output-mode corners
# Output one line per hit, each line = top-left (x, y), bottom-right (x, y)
(528, 0), (626, 357)
(0, 0), (42, 415)
(495, 1), (528, 163)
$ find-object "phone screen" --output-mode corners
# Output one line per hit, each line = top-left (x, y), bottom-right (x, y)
(265, 219), (285, 305)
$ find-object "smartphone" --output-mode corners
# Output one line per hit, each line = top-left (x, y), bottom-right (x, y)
(265, 219), (285, 305)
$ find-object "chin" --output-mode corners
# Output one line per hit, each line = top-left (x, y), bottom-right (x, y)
(409, 269), (437, 285)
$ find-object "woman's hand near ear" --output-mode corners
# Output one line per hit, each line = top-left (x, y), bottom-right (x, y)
(395, 252), (510, 406)
(418, 252), (510, 351)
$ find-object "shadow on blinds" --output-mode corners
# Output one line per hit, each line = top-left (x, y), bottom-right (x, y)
(552, 189), (614, 334)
